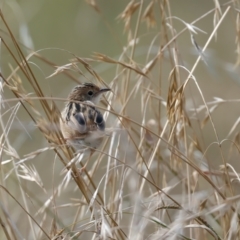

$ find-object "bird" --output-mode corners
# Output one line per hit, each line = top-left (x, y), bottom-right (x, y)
(60, 82), (110, 171)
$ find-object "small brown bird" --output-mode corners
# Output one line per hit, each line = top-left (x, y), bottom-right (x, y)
(60, 82), (110, 171)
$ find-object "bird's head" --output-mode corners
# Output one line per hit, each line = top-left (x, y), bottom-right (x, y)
(68, 83), (110, 104)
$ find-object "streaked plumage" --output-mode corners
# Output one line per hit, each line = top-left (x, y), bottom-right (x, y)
(60, 83), (110, 152)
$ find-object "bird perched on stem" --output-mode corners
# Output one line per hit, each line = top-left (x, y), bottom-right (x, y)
(60, 82), (110, 171)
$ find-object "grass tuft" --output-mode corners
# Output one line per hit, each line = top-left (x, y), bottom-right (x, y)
(1, 1), (240, 239)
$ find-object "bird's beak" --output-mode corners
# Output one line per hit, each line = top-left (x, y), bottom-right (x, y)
(93, 87), (111, 104)
(99, 87), (111, 93)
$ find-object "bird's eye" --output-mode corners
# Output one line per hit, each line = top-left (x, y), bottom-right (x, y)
(88, 91), (93, 96)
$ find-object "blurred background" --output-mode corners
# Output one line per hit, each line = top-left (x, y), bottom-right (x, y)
(2, 0), (240, 153)
(1, 0), (240, 238)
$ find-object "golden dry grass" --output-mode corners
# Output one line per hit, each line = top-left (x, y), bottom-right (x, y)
(1, 1), (240, 239)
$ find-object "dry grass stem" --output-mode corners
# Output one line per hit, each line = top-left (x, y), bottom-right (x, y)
(0, 1), (240, 239)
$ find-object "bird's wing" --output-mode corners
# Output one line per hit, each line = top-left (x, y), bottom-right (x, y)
(72, 111), (87, 133)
